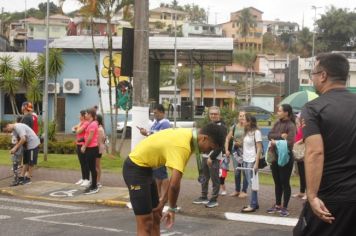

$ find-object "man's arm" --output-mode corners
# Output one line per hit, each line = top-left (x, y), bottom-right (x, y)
(10, 136), (26, 154)
(161, 169), (182, 229)
(305, 134), (334, 224)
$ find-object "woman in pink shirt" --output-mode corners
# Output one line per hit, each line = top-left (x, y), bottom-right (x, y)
(73, 110), (90, 187)
(292, 113), (306, 200)
(81, 108), (99, 195)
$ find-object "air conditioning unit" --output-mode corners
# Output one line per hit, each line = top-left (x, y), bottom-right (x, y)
(63, 78), (80, 94)
(48, 83), (60, 94)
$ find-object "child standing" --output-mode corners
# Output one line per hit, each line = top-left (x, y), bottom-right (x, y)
(219, 154), (229, 195)
(10, 117), (24, 186)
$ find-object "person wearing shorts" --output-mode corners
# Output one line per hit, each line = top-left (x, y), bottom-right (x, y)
(138, 104), (171, 200)
(123, 123), (227, 235)
(3, 122), (40, 185)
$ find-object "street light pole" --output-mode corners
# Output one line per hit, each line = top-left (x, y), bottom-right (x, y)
(311, 6), (321, 66)
(173, 13), (177, 128)
(43, 0), (50, 161)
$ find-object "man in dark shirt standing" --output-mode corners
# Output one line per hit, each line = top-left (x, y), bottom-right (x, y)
(193, 106), (227, 208)
(294, 53), (356, 235)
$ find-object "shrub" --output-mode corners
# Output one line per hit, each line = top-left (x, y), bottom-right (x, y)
(0, 135), (11, 150)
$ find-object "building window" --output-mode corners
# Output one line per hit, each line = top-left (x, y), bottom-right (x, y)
(194, 26), (199, 30)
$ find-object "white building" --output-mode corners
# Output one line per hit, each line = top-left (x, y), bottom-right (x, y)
(182, 22), (222, 38)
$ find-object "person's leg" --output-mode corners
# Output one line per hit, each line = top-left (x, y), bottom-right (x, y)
(96, 157), (101, 185)
(210, 159), (220, 201)
(220, 177), (226, 194)
(76, 145), (87, 181)
(231, 153), (241, 194)
(86, 147), (98, 189)
(279, 157), (294, 208)
(297, 161), (306, 194)
(201, 158), (210, 199)
(270, 161), (282, 206)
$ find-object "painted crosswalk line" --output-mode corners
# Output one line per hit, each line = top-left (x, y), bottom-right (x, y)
(0, 197), (85, 210)
(225, 212), (298, 226)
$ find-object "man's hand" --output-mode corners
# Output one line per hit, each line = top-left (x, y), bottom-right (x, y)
(225, 150), (230, 157)
(138, 127), (148, 136)
(234, 140), (242, 147)
(161, 211), (175, 229)
(152, 201), (165, 219)
(10, 147), (17, 155)
(309, 196), (335, 224)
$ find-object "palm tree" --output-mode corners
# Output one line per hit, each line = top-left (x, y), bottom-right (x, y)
(26, 79), (43, 114)
(37, 49), (64, 125)
(17, 57), (37, 87)
(236, 8), (256, 50)
(0, 55), (15, 75)
(0, 71), (20, 116)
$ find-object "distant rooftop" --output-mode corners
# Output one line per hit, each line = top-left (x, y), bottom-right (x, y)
(50, 36), (233, 65)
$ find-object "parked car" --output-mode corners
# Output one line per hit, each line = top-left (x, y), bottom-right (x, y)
(239, 105), (273, 121)
(117, 120), (195, 138)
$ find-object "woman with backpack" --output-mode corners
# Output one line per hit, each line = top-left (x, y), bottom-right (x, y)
(225, 110), (248, 198)
(240, 113), (262, 213)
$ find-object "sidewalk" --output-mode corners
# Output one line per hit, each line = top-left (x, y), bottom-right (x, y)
(0, 165), (304, 224)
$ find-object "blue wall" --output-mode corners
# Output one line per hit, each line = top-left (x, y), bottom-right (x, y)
(60, 51), (130, 135)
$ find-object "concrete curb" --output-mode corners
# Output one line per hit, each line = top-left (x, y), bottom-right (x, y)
(0, 188), (128, 208)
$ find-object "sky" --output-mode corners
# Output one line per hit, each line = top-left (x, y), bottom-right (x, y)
(1, 0), (355, 29)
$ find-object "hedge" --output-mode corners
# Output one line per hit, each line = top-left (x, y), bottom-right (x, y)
(0, 135), (76, 154)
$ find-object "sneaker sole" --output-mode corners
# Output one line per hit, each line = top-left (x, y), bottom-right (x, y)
(205, 204), (219, 208)
(84, 189), (99, 195)
(193, 201), (209, 205)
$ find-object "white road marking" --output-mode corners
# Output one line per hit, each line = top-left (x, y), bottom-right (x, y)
(0, 205), (51, 214)
(0, 215), (11, 220)
(0, 197), (85, 210)
(225, 212), (298, 226)
(49, 189), (79, 197)
(25, 209), (131, 233)
(161, 231), (184, 236)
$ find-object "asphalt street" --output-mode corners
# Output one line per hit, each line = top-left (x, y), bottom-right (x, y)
(0, 196), (293, 236)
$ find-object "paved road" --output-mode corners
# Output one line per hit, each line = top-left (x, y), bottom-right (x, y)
(0, 196), (293, 236)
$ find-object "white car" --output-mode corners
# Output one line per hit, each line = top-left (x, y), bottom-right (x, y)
(117, 120), (195, 138)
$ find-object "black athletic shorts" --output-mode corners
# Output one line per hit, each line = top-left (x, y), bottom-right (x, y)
(23, 147), (39, 166)
(122, 157), (159, 215)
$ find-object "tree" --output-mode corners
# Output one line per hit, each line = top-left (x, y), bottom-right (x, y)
(233, 50), (257, 105)
(38, 1), (61, 15)
(295, 27), (313, 57)
(0, 55), (15, 75)
(26, 79), (43, 114)
(316, 6), (356, 51)
(236, 8), (256, 50)
(38, 49), (64, 127)
(17, 57), (37, 87)
(183, 4), (207, 23)
(0, 71), (20, 116)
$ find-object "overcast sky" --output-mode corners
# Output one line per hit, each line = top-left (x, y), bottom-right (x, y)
(1, 0), (355, 29)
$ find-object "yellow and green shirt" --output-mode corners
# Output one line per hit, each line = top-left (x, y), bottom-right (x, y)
(129, 128), (193, 173)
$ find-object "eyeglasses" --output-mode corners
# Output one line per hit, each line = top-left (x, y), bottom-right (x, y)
(308, 70), (323, 79)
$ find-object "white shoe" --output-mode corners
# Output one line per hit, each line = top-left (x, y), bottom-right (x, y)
(75, 179), (84, 185)
(97, 183), (102, 188)
(219, 191), (227, 196)
(80, 179), (91, 187)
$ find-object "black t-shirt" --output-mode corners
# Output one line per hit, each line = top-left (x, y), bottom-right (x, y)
(302, 88), (356, 202)
(21, 114), (33, 129)
(209, 120), (227, 160)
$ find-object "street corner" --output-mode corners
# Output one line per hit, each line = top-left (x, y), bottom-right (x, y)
(0, 180), (130, 207)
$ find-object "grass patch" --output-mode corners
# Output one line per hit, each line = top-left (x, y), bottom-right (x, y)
(0, 149), (300, 187)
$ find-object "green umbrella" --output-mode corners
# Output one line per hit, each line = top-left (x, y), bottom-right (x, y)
(279, 90), (318, 111)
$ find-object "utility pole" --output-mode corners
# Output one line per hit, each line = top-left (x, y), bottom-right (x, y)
(132, 0), (149, 148)
(133, 0), (149, 106)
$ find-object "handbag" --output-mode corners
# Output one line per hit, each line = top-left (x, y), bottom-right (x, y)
(293, 143), (305, 161)
(265, 143), (277, 164)
(253, 131), (267, 169)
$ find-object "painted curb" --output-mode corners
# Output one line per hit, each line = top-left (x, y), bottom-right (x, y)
(0, 188), (128, 208)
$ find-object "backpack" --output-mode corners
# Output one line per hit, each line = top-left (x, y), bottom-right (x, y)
(32, 114), (39, 135)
